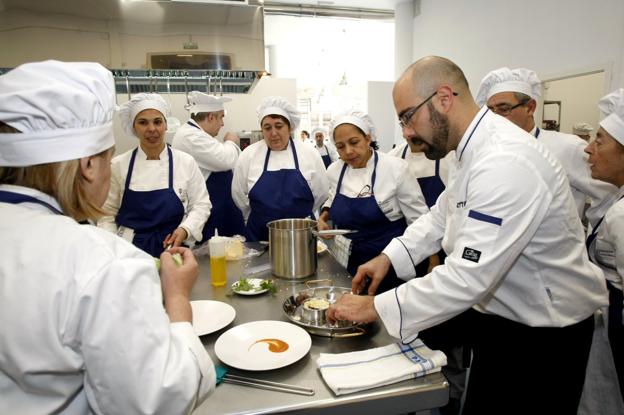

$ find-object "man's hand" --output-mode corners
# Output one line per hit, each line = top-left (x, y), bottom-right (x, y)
(160, 247), (198, 323)
(224, 132), (240, 146)
(326, 294), (379, 324)
(352, 254), (392, 295)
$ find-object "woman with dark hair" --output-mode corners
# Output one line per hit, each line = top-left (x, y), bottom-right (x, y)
(232, 96), (329, 241)
(318, 110), (428, 293)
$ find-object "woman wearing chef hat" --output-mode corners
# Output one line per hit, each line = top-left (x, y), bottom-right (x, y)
(585, 88), (624, 401)
(0, 61), (214, 413)
(98, 93), (211, 257)
(317, 110), (428, 293)
(232, 96), (329, 242)
(312, 126), (339, 169)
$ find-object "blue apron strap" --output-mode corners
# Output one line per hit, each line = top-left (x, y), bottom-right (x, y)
(370, 150), (379, 192)
(401, 145), (408, 159)
(586, 216), (605, 252)
(534, 128), (541, 138)
(167, 145), (174, 189)
(336, 162), (349, 194)
(187, 121), (200, 129)
(262, 146), (271, 172)
(289, 138), (300, 170)
(124, 148), (139, 191)
(0, 190), (63, 215)
(435, 159), (440, 176)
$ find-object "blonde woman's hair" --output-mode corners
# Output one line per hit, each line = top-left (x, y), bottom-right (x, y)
(0, 122), (112, 222)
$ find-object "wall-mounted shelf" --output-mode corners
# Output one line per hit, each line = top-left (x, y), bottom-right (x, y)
(0, 68), (266, 96)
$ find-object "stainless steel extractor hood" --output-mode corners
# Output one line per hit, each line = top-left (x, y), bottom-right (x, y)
(0, 0), (266, 94)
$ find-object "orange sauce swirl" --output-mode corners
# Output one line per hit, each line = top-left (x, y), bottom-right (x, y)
(249, 338), (289, 353)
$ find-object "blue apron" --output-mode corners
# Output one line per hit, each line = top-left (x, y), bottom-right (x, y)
(319, 145), (332, 169)
(401, 145), (445, 208)
(329, 151), (414, 293)
(116, 146), (185, 257)
(185, 122), (246, 241)
(246, 138), (315, 242)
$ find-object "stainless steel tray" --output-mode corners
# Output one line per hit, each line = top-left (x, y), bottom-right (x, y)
(282, 280), (371, 338)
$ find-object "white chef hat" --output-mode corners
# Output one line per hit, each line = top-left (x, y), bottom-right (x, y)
(329, 110), (377, 140)
(572, 122), (594, 135)
(118, 93), (171, 138)
(475, 67), (542, 107)
(185, 91), (232, 115)
(598, 88), (624, 145)
(311, 127), (327, 138)
(257, 96), (301, 131)
(0, 60), (115, 167)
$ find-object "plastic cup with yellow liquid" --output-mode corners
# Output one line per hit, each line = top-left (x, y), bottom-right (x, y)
(209, 233), (227, 287)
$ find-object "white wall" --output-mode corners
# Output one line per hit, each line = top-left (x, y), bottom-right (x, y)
(113, 76), (297, 155)
(411, 0), (624, 96)
(367, 81), (397, 152)
(542, 71), (605, 136)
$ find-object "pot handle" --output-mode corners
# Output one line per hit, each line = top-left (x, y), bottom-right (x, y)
(305, 279), (333, 289)
(330, 327), (367, 338)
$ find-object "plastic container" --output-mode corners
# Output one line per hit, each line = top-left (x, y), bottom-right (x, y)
(209, 236), (227, 287)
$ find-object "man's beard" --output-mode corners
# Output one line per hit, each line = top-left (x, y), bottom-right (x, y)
(423, 102), (450, 160)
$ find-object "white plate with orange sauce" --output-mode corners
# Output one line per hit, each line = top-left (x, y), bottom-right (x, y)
(214, 320), (312, 371)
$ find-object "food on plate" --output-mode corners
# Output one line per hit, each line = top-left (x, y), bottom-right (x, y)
(303, 297), (330, 311)
(232, 278), (276, 295)
(249, 338), (289, 353)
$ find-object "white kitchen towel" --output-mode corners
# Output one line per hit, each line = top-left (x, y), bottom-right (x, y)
(317, 338), (447, 396)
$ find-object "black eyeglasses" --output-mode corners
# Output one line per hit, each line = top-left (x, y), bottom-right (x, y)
(487, 100), (528, 116)
(398, 91), (458, 129)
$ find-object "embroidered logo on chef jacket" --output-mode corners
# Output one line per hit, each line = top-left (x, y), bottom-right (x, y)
(462, 247), (482, 263)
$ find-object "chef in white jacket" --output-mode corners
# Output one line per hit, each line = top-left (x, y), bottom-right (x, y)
(475, 67), (618, 228)
(172, 91), (246, 240)
(585, 88), (624, 401)
(312, 126), (339, 169)
(98, 93), (211, 257)
(317, 110), (428, 293)
(328, 56), (608, 415)
(232, 96), (329, 241)
(0, 60), (214, 414)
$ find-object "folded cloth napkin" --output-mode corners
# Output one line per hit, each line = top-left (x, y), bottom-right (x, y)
(330, 234), (352, 269)
(316, 338), (447, 396)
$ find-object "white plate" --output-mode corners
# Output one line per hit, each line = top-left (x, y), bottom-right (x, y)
(215, 320), (312, 371)
(231, 278), (270, 296)
(316, 240), (328, 254)
(190, 300), (236, 336)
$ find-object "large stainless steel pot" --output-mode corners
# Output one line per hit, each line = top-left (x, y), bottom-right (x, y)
(267, 218), (317, 279)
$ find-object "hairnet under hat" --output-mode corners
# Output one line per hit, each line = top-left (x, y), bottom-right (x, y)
(118, 93), (171, 138)
(311, 127), (327, 138)
(598, 88), (624, 145)
(0, 60), (115, 167)
(476, 67), (542, 107)
(186, 91), (232, 115)
(329, 110), (377, 140)
(572, 122), (594, 135)
(257, 96), (300, 130)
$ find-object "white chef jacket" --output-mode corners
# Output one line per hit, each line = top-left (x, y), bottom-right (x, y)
(530, 127), (619, 227)
(322, 150), (428, 225)
(98, 145), (211, 244)
(0, 185), (215, 414)
(375, 108), (608, 342)
(232, 138), (329, 221)
(388, 142), (455, 186)
(315, 142), (339, 164)
(172, 119), (241, 181)
(588, 186), (624, 291)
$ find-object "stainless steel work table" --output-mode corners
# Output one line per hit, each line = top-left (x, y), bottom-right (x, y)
(192, 243), (448, 414)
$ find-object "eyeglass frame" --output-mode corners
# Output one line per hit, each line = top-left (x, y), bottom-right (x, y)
(398, 90), (458, 129)
(487, 99), (530, 116)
